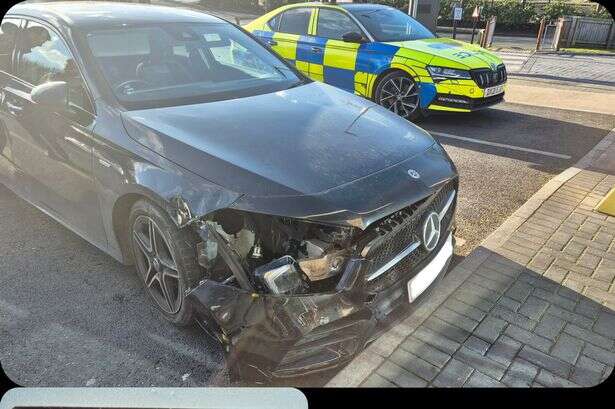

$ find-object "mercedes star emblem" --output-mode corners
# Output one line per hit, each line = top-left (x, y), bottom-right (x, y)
(407, 169), (420, 179)
(422, 212), (441, 252)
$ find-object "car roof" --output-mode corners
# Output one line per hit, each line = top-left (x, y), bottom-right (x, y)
(7, 1), (224, 30)
(277, 2), (391, 11)
(338, 3), (392, 12)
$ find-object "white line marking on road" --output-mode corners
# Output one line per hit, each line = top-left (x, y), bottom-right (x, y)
(496, 51), (533, 73)
(429, 130), (572, 160)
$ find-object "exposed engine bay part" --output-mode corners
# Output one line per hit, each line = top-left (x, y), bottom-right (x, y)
(169, 195), (194, 227)
(186, 234), (454, 383)
(186, 179), (458, 383)
(253, 256), (308, 295)
(194, 209), (358, 296)
(297, 249), (347, 282)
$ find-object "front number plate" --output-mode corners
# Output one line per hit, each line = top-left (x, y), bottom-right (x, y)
(484, 84), (505, 98)
(407, 234), (453, 303)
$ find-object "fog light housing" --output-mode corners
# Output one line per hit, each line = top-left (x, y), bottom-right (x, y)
(254, 256), (308, 295)
(438, 96), (469, 104)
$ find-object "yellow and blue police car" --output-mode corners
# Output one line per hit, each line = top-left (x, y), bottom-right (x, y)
(244, 2), (507, 120)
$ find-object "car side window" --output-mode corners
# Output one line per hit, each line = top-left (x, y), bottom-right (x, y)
(277, 8), (311, 36)
(317, 8), (362, 40)
(266, 14), (281, 31)
(18, 21), (93, 114)
(0, 18), (20, 73)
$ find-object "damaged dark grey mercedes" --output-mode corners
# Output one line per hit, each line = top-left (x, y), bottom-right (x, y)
(1, 3), (458, 383)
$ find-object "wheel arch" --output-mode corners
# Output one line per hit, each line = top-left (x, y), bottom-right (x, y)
(111, 187), (174, 265)
(112, 192), (146, 265)
(371, 66), (420, 100)
(109, 179), (239, 265)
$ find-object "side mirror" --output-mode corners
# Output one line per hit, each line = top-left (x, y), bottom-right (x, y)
(31, 81), (68, 110)
(342, 31), (366, 43)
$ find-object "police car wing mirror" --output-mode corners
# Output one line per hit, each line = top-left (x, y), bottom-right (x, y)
(342, 31), (366, 43)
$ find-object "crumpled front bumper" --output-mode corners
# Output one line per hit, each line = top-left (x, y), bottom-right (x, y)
(187, 233), (455, 383)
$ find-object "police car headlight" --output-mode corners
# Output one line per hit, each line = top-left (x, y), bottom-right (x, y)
(427, 66), (471, 80)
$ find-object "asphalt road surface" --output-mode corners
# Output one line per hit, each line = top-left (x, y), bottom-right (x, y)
(1, 101), (615, 387)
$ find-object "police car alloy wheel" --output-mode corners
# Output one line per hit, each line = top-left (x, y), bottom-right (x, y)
(375, 71), (422, 121)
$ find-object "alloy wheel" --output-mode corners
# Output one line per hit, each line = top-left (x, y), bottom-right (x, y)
(378, 76), (420, 119)
(132, 215), (183, 315)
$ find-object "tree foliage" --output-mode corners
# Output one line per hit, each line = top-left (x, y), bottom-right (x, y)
(196, 0), (615, 29)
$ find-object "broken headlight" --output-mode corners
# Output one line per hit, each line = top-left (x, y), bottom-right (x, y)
(254, 256), (309, 295)
(197, 209), (358, 295)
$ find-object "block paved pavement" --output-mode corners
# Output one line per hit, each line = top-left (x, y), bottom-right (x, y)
(328, 131), (615, 388)
(515, 53), (615, 85)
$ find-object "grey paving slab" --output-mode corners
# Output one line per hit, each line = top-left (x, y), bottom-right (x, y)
(389, 348), (440, 382)
(570, 355), (607, 386)
(551, 333), (584, 365)
(431, 359), (474, 387)
(502, 359), (539, 387)
(376, 361), (428, 388)
(464, 371), (505, 387)
(534, 314), (567, 341)
(487, 335), (523, 367)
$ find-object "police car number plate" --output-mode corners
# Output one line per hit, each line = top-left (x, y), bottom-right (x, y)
(484, 84), (505, 98)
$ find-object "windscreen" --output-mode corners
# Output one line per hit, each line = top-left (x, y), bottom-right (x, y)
(349, 7), (435, 42)
(86, 22), (304, 109)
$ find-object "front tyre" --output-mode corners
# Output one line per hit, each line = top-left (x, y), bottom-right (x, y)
(374, 71), (423, 122)
(129, 199), (203, 326)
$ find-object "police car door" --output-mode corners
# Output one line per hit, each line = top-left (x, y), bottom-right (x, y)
(313, 7), (366, 93)
(270, 7), (313, 79)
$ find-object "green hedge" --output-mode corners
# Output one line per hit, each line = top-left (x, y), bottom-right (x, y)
(197, 0), (613, 28)
(438, 0), (612, 29)
(539, 1), (576, 21)
(439, 0), (536, 29)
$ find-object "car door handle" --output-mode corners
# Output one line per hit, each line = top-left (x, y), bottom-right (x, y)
(311, 46), (323, 53)
(266, 39), (278, 46)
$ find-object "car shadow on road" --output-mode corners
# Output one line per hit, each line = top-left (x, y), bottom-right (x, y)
(0, 183), (230, 386)
(419, 105), (615, 174)
(297, 246), (615, 387)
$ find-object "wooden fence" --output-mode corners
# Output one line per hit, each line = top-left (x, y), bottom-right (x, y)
(555, 16), (615, 49)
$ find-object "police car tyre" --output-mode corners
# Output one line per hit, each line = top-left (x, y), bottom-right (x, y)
(375, 71), (423, 122)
